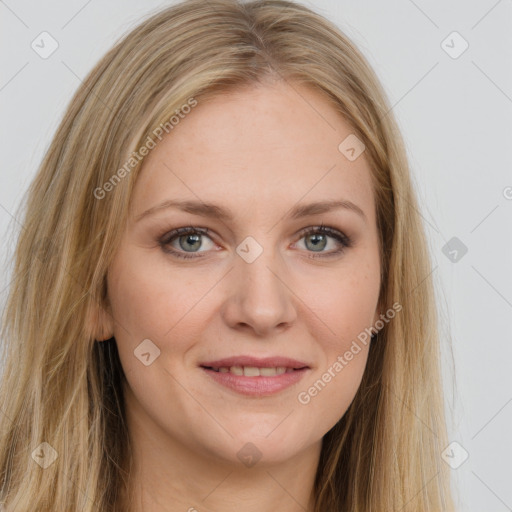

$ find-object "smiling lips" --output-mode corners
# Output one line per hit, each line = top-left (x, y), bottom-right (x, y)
(200, 356), (310, 396)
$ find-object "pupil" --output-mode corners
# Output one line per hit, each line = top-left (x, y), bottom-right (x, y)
(180, 234), (201, 251)
(306, 234), (326, 251)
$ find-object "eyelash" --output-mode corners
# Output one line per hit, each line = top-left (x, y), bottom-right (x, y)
(158, 224), (352, 260)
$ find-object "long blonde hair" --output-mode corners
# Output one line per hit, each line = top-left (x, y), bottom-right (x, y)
(0, 0), (454, 510)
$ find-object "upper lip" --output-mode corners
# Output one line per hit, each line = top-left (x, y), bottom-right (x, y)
(200, 356), (310, 369)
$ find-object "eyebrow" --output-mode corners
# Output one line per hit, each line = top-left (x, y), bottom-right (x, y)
(134, 198), (367, 223)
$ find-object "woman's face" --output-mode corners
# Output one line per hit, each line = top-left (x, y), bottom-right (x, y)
(105, 80), (381, 468)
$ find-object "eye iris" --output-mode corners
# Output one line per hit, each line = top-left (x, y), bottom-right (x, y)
(305, 233), (327, 252)
(179, 234), (202, 252)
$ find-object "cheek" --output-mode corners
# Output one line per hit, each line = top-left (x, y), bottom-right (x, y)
(295, 252), (379, 424)
(296, 293), (375, 432)
(106, 250), (224, 390)
(106, 254), (204, 404)
(107, 250), (208, 341)
(311, 255), (380, 351)
(297, 346), (369, 436)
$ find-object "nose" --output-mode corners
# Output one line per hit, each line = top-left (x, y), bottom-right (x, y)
(221, 245), (298, 337)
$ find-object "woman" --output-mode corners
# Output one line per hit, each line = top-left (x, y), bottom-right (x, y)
(0, 0), (454, 510)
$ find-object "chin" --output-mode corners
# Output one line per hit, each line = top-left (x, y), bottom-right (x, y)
(203, 423), (317, 469)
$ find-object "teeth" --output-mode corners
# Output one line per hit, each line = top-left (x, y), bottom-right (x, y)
(211, 366), (298, 376)
(243, 366), (260, 377)
(230, 366), (244, 376)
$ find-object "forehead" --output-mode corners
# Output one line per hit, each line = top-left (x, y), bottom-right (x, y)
(131, 81), (375, 223)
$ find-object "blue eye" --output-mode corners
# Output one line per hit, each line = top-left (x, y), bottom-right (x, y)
(295, 225), (352, 258)
(159, 227), (215, 259)
(158, 225), (352, 260)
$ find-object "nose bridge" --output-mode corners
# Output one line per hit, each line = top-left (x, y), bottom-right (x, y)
(239, 239), (281, 292)
(237, 236), (285, 303)
(222, 234), (297, 334)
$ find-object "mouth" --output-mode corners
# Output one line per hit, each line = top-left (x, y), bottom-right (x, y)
(201, 365), (303, 376)
(199, 356), (310, 396)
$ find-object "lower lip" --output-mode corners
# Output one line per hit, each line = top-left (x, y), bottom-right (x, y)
(201, 367), (309, 396)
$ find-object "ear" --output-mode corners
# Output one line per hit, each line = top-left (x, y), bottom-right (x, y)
(86, 298), (115, 342)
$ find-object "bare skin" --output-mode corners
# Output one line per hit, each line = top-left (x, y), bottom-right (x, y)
(97, 78), (382, 511)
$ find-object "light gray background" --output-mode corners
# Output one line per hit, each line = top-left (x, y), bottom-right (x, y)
(1, 1), (511, 510)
